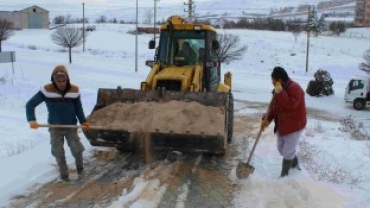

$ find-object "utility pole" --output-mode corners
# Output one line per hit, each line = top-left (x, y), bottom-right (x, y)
(184, 0), (195, 22)
(82, 2), (85, 52)
(154, 0), (158, 42)
(306, 5), (313, 73)
(135, 0), (138, 72)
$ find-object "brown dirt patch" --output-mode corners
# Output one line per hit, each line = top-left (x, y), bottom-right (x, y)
(234, 114), (260, 133)
(196, 167), (238, 191)
(92, 149), (117, 162)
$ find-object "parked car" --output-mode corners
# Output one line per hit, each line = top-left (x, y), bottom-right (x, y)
(83, 25), (96, 31)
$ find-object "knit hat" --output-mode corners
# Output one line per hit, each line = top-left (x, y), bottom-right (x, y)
(51, 65), (69, 82)
(50, 65), (71, 95)
(271, 66), (289, 82)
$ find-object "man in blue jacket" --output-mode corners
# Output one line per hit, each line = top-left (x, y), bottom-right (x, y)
(26, 65), (90, 182)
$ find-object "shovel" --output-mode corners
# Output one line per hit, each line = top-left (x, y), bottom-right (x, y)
(37, 124), (123, 131)
(236, 94), (274, 179)
(38, 124), (138, 152)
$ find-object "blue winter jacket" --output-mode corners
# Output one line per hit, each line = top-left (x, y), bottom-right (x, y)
(26, 83), (87, 125)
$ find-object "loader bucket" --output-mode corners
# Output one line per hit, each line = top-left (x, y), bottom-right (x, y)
(83, 87), (231, 154)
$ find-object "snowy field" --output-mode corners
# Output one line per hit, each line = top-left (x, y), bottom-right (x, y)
(0, 23), (370, 207)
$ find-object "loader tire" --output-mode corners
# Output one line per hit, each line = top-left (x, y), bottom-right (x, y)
(227, 92), (234, 143)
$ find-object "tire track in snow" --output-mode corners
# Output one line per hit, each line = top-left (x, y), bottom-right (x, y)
(6, 151), (140, 208)
(175, 154), (202, 208)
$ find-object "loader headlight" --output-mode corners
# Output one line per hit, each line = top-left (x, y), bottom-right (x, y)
(146, 60), (155, 67)
(194, 25), (201, 30)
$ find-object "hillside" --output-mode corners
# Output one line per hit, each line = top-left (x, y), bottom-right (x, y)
(0, 21), (370, 207)
(0, 0), (356, 23)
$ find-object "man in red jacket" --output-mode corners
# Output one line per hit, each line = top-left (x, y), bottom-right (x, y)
(261, 67), (307, 177)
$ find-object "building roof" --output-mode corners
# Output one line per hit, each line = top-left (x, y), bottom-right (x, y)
(0, 5), (48, 12)
(19, 5), (49, 12)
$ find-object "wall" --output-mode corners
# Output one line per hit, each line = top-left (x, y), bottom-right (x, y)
(0, 6), (49, 29)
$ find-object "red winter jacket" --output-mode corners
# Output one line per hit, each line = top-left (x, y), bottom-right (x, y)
(267, 79), (307, 136)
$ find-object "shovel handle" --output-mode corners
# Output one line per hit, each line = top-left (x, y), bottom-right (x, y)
(246, 128), (263, 164)
(38, 124), (83, 128)
(37, 124), (118, 131)
(245, 94), (275, 164)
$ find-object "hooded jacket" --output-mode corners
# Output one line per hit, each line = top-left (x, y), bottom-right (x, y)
(26, 65), (87, 125)
(267, 79), (307, 136)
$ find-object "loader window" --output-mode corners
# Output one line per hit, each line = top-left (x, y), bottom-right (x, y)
(175, 41), (200, 65)
(198, 48), (205, 62)
(157, 30), (206, 66)
(175, 38), (205, 65)
(158, 33), (170, 65)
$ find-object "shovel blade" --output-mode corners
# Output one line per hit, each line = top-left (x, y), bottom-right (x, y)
(236, 162), (255, 179)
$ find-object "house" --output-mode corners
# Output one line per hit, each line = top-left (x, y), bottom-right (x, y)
(355, 0), (370, 27)
(0, 5), (49, 29)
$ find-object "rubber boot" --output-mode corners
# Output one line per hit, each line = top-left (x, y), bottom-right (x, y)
(75, 153), (84, 180)
(280, 159), (293, 177)
(56, 157), (69, 181)
(75, 153), (84, 171)
(291, 156), (301, 170)
(77, 168), (85, 180)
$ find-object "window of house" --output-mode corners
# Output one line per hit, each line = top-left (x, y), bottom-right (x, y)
(33, 8), (36, 12)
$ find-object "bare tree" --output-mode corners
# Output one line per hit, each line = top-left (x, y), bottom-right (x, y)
(329, 21), (346, 36)
(96, 15), (107, 23)
(217, 33), (247, 64)
(144, 9), (153, 24)
(64, 14), (72, 24)
(359, 49), (370, 74)
(53, 15), (65, 25)
(51, 26), (84, 63)
(0, 19), (15, 52)
(317, 15), (328, 35)
(53, 14), (72, 25)
(289, 23), (302, 42)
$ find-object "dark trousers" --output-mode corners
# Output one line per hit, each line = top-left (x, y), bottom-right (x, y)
(49, 128), (85, 178)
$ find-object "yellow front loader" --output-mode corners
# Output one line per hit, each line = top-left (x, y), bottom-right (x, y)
(84, 16), (234, 155)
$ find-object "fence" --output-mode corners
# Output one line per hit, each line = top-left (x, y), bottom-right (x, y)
(339, 32), (370, 39)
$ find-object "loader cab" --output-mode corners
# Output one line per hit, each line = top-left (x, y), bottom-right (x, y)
(151, 28), (220, 91)
(155, 30), (206, 66)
